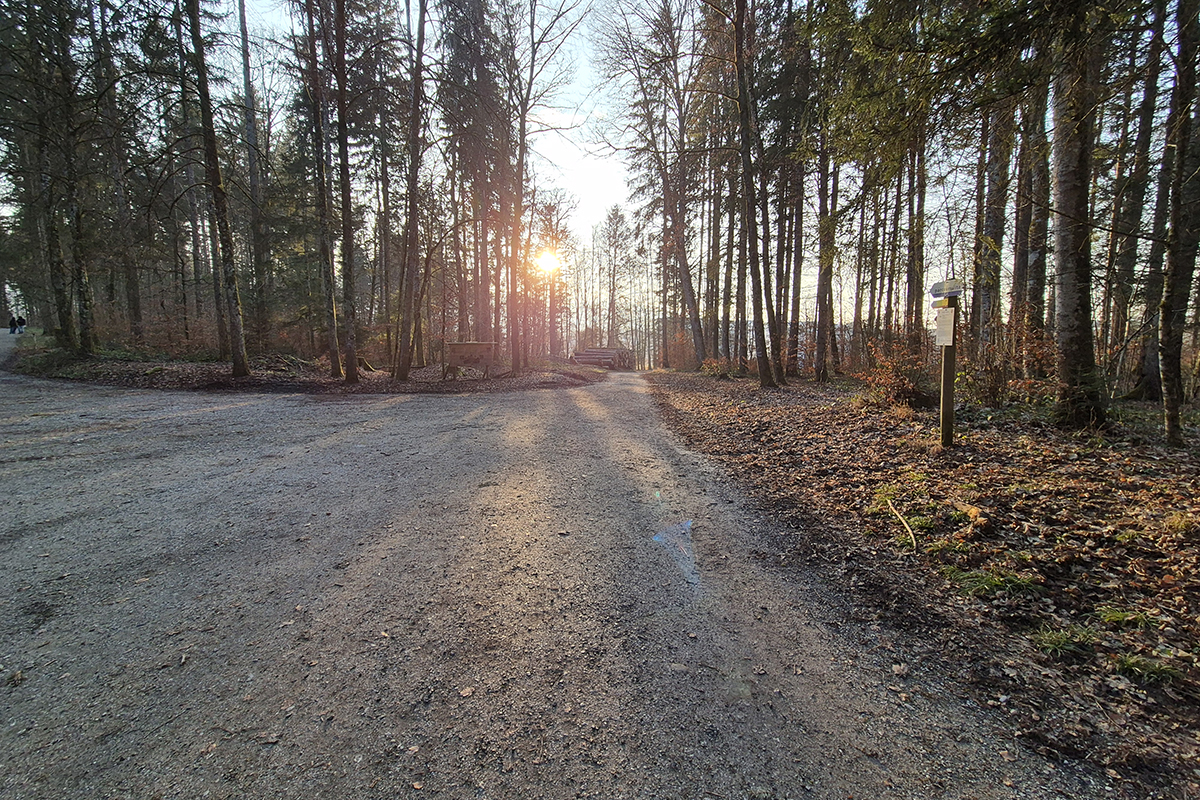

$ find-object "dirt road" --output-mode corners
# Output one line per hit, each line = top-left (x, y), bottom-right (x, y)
(0, 340), (1110, 799)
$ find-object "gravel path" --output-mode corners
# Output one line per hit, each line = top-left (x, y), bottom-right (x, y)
(0, 335), (1111, 799)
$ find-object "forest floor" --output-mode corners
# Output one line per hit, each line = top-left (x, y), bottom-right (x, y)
(3, 334), (1197, 798)
(7, 338), (607, 394)
(645, 371), (1200, 794)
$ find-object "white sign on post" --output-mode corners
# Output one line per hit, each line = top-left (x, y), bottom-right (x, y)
(935, 307), (955, 347)
(931, 279), (965, 298)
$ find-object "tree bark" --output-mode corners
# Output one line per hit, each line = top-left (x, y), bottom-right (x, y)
(905, 121), (928, 340)
(92, 0), (143, 345)
(735, 0), (774, 387)
(238, 0), (271, 353)
(1025, 74), (1051, 374)
(1127, 133), (1174, 401)
(1051, 15), (1104, 427)
(302, 0), (341, 377)
(1160, 0), (1200, 445)
(187, 0), (250, 377)
(334, 0), (358, 383)
(976, 98), (1016, 348)
(815, 142), (834, 382)
(394, 0), (427, 380)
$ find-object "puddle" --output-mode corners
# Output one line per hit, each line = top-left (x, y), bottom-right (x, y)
(653, 520), (699, 586)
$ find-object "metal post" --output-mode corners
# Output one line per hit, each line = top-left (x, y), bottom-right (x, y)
(940, 296), (958, 447)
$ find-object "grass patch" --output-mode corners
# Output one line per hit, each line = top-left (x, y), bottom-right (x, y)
(941, 566), (1042, 598)
(1114, 654), (1184, 684)
(1031, 624), (1097, 657)
(926, 537), (971, 556)
(948, 510), (972, 525)
(1095, 605), (1150, 629)
(868, 483), (900, 516)
(908, 515), (936, 532)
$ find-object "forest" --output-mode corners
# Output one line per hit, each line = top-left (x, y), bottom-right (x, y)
(0, 0), (1198, 442)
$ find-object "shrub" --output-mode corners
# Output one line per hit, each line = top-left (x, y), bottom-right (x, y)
(859, 342), (938, 408)
(700, 358), (735, 378)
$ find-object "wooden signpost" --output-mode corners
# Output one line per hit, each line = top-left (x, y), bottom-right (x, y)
(442, 342), (496, 380)
(931, 280), (963, 447)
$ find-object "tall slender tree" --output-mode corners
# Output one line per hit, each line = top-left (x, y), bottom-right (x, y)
(187, 0), (250, 377)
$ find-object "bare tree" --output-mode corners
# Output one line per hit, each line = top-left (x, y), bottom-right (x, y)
(495, 0), (584, 373)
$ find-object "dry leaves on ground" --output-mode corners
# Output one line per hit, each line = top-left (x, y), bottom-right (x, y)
(13, 348), (605, 394)
(646, 371), (1200, 796)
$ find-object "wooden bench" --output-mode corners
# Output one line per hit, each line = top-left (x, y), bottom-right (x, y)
(442, 341), (496, 380)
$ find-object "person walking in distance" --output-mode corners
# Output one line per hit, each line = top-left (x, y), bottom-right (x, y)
(16, 315), (25, 334)
(8, 314), (15, 334)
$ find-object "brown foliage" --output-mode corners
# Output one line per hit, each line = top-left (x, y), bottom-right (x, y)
(648, 371), (1200, 795)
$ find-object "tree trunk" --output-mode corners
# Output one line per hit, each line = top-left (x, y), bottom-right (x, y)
(379, 99), (394, 351)
(722, 166), (735, 361)
(187, 0), (250, 377)
(905, 122), (928, 339)
(92, 0), (143, 345)
(1160, 0), (1200, 445)
(173, 0), (205, 325)
(1108, 3), (1164, 387)
(850, 197), (866, 367)
(334, 0), (359, 383)
(969, 108), (987, 351)
(815, 142), (834, 382)
(206, 201), (230, 358)
(673, 147), (706, 368)
(1051, 17), (1104, 427)
(238, 0), (271, 353)
(1012, 110), (1032, 325)
(977, 97), (1016, 348)
(787, 165), (804, 375)
(747, 69), (785, 384)
(395, 0), (427, 380)
(1127, 134), (1173, 401)
(735, 0), (774, 387)
(302, 0), (341, 377)
(35, 139), (76, 350)
(1025, 74), (1051, 374)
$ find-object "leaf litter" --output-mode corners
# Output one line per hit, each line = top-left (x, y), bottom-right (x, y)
(647, 371), (1200, 796)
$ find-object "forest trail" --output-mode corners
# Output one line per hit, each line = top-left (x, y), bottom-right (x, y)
(0, 369), (1111, 799)
(0, 327), (17, 366)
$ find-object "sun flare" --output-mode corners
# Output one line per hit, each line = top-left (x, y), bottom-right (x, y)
(535, 250), (561, 274)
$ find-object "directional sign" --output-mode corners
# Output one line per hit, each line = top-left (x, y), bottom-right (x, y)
(931, 279), (965, 298)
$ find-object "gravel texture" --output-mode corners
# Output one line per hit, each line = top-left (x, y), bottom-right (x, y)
(0, 334), (1114, 799)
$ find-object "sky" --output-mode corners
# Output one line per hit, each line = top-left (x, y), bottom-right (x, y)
(244, 0), (630, 250)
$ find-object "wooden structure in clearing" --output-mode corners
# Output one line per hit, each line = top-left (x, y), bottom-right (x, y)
(572, 348), (635, 370)
(442, 342), (496, 379)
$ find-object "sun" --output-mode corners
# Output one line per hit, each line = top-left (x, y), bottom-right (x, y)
(535, 250), (561, 274)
